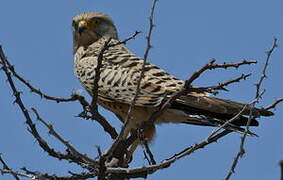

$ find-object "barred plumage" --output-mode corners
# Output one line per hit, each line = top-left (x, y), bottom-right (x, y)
(74, 37), (184, 107)
(72, 12), (273, 141)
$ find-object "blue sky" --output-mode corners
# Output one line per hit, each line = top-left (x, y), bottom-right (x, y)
(1, 0), (282, 179)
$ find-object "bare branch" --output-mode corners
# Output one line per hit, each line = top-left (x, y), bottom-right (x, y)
(2, 54), (81, 103)
(146, 59), (257, 127)
(0, 155), (20, 180)
(255, 38), (278, 97)
(105, 0), (159, 162)
(109, 31), (141, 47)
(1, 169), (33, 179)
(106, 130), (231, 178)
(88, 31), (143, 140)
(31, 108), (98, 166)
(223, 38), (278, 180)
(19, 167), (96, 180)
(81, 31), (144, 140)
(264, 98), (283, 111)
(0, 46), (95, 168)
(87, 38), (119, 140)
(193, 73), (251, 94)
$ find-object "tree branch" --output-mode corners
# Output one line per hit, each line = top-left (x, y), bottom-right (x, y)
(0, 155), (20, 180)
(223, 38), (278, 180)
(106, 130), (231, 178)
(104, 0), (159, 163)
(0, 46), (94, 168)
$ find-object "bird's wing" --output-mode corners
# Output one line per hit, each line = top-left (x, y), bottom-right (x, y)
(83, 39), (273, 118)
(83, 39), (185, 107)
(174, 95), (273, 117)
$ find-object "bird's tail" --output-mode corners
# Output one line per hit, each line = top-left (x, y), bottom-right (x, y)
(181, 116), (258, 136)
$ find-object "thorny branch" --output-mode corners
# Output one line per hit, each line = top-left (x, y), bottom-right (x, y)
(0, 45), (117, 140)
(146, 59), (257, 127)
(193, 73), (251, 94)
(88, 38), (119, 140)
(1, 47), (99, 176)
(223, 38), (279, 180)
(264, 98), (283, 110)
(76, 30), (144, 140)
(0, 155), (20, 180)
(1, 167), (97, 180)
(104, 130), (231, 179)
(31, 108), (98, 166)
(109, 31), (141, 47)
(0, 46), (86, 164)
(1, 0), (282, 179)
(104, 0), (159, 164)
(82, 30), (143, 140)
(1, 30), (142, 141)
(3, 53), (83, 103)
(0, 28), (142, 179)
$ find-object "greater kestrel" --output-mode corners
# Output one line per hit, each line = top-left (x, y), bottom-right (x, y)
(72, 12), (273, 143)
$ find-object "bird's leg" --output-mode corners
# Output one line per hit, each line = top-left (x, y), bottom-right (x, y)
(124, 124), (156, 165)
(124, 140), (139, 164)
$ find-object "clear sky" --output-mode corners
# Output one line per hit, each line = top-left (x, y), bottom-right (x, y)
(1, 0), (283, 180)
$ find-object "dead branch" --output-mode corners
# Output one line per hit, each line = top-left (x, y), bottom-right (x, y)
(88, 30), (143, 140)
(223, 38), (278, 180)
(88, 38), (119, 140)
(109, 31), (141, 47)
(104, 0), (159, 163)
(264, 98), (283, 111)
(193, 73), (251, 94)
(106, 130), (231, 178)
(0, 46), (98, 170)
(146, 59), (257, 128)
(31, 108), (98, 166)
(2, 52), (81, 103)
(1, 166), (97, 180)
(0, 155), (20, 180)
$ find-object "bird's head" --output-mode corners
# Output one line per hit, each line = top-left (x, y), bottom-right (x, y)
(72, 12), (118, 53)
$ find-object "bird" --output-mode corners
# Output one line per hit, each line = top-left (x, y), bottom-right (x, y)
(72, 12), (273, 162)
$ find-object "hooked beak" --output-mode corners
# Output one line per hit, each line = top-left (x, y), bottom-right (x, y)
(78, 20), (88, 34)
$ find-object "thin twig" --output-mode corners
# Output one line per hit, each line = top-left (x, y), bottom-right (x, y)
(124, 0), (158, 137)
(146, 59), (257, 126)
(207, 104), (249, 139)
(9, 167), (97, 180)
(223, 38), (278, 180)
(193, 73), (251, 94)
(4, 56), (82, 103)
(0, 46), (84, 164)
(88, 38), (119, 140)
(105, 0), (159, 162)
(105, 130), (231, 178)
(109, 31), (141, 47)
(31, 108), (98, 166)
(88, 32), (143, 140)
(0, 155), (20, 180)
(255, 38), (278, 98)
(264, 98), (283, 110)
